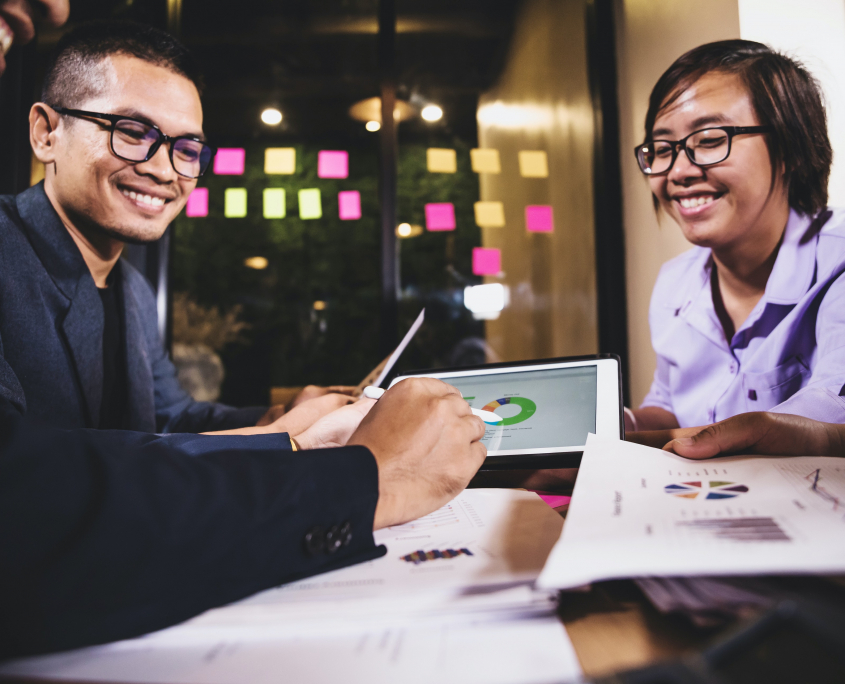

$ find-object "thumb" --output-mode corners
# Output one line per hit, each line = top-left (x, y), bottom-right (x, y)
(663, 414), (764, 459)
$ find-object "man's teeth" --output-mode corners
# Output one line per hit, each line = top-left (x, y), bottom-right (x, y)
(122, 189), (165, 207)
(678, 196), (715, 209)
(0, 20), (13, 56)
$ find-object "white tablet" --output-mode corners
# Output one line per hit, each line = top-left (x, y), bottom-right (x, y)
(389, 355), (623, 469)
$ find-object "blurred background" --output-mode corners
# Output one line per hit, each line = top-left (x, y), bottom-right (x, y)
(2, 0), (844, 409)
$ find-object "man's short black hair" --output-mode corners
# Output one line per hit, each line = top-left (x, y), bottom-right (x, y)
(42, 20), (204, 108)
(644, 40), (832, 217)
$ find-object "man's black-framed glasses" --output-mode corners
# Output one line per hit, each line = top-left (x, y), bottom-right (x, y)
(635, 125), (773, 176)
(51, 106), (216, 179)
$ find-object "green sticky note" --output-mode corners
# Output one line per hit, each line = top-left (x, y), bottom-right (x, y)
(224, 188), (247, 217)
(298, 188), (322, 219)
(263, 188), (286, 218)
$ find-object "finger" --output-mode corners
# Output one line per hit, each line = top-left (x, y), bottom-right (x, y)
(327, 386), (358, 396)
(469, 439), (488, 468)
(36, 0), (70, 27)
(663, 414), (764, 458)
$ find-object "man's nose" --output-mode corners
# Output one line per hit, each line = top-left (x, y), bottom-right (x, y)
(134, 142), (177, 181)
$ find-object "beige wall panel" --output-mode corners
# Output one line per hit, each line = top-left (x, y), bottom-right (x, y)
(477, 0), (598, 362)
(615, 0), (740, 407)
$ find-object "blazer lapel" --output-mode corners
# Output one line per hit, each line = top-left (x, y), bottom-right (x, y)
(16, 184), (105, 427)
(121, 270), (156, 433)
(61, 284), (104, 427)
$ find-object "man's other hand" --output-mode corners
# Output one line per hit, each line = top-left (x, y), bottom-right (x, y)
(256, 385), (358, 426)
(348, 378), (487, 530)
(292, 398), (376, 450)
(662, 412), (845, 458)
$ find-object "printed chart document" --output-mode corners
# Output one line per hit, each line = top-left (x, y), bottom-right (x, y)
(538, 438), (845, 590)
(1, 490), (582, 684)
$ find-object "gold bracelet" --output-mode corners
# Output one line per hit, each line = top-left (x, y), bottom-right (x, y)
(290, 436), (299, 451)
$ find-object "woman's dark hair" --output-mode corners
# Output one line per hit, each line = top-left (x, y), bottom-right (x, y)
(42, 20), (204, 107)
(644, 39), (832, 216)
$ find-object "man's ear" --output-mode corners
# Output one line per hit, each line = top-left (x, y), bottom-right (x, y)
(30, 103), (62, 164)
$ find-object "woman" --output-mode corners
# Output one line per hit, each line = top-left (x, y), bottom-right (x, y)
(626, 39), (845, 433)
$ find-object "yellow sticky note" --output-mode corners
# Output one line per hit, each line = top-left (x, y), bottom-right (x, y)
(470, 149), (501, 174)
(298, 188), (322, 219)
(224, 188), (247, 218)
(427, 148), (457, 173)
(265, 148), (296, 175)
(518, 150), (548, 178)
(474, 201), (505, 228)
(263, 188), (286, 218)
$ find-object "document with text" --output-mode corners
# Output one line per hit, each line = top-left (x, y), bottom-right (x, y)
(538, 437), (845, 590)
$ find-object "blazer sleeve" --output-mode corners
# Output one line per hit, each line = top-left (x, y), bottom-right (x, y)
(0, 397), (384, 659)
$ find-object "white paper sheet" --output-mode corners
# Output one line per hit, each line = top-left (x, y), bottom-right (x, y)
(0, 617), (581, 684)
(538, 438), (845, 590)
(1, 490), (580, 684)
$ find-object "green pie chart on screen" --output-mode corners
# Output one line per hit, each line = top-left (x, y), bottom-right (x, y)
(482, 397), (537, 425)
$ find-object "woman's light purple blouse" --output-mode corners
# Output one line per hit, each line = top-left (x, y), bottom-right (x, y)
(642, 208), (845, 427)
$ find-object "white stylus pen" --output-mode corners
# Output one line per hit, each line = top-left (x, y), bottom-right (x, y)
(362, 385), (503, 424)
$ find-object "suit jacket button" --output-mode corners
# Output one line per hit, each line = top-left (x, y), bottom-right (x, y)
(340, 521), (352, 546)
(325, 525), (343, 554)
(304, 527), (325, 556)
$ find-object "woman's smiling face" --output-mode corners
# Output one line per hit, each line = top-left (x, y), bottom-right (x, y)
(649, 70), (789, 252)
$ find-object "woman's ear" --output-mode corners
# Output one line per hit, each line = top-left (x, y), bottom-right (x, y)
(30, 103), (61, 164)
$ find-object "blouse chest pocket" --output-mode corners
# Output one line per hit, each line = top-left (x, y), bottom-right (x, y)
(740, 355), (811, 412)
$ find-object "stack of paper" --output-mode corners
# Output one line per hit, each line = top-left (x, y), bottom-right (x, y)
(1, 490), (582, 684)
(538, 437), (845, 591)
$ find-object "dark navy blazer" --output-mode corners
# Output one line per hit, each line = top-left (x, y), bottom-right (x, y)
(0, 183), (264, 432)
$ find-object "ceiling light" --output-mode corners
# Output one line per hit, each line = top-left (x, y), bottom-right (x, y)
(261, 108), (283, 125)
(464, 284), (507, 319)
(365, 120), (381, 132)
(395, 223), (423, 238)
(244, 256), (269, 270)
(421, 104), (443, 122)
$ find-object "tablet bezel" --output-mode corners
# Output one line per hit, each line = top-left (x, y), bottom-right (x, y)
(389, 354), (624, 470)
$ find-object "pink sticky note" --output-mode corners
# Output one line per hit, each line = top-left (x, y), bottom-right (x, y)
(472, 247), (501, 275)
(529, 491), (572, 508)
(525, 205), (554, 232)
(185, 188), (208, 217)
(338, 190), (361, 220)
(214, 148), (245, 175)
(425, 202), (456, 231)
(318, 150), (349, 179)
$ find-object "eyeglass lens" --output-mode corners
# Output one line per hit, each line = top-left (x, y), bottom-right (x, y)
(638, 128), (730, 174)
(112, 119), (212, 178)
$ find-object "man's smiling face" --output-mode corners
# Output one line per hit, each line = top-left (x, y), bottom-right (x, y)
(46, 54), (203, 244)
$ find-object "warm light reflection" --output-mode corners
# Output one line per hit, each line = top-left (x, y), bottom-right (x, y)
(421, 104), (443, 122)
(395, 223), (423, 238)
(313, 300), (327, 311)
(476, 101), (554, 129)
(260, 108), (283, 125)
(244, 256), (269, 270)
(366, 120), (381, 132)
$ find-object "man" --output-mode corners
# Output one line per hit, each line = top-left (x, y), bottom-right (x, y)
(1, 19), (346, 437)
(0, 10), (488, 661)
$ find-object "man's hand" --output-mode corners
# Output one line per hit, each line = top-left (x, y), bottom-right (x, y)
(0, 0), (70, 74)
(204, 393), (353, 437)
(662, 412), (845, 458)
(348, 378), (487, 530)
(293, 399), (376, 450)
(255, 385), (358, 426)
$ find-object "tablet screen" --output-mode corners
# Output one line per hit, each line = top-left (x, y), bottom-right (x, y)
(441, 365), (598, 453)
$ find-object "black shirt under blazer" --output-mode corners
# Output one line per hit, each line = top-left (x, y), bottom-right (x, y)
(0, 182), (263, 432)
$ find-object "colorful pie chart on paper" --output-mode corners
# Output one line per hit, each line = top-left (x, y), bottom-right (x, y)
(664, 481), (750, 500)
(482, 397), (537, 426)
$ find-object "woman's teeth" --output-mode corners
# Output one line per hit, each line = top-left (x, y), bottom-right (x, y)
(0, 19), (13, 55)
(678, 196), (715, 209)
(122, 189), (165, 207)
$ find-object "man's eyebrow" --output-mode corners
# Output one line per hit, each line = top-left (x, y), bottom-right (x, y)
(115, 108), (206, 141)
(652, 113), (731, 139)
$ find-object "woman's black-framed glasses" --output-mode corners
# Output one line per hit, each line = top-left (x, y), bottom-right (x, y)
(50, 106), (216, 179)
(635, 125), (773, 176)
